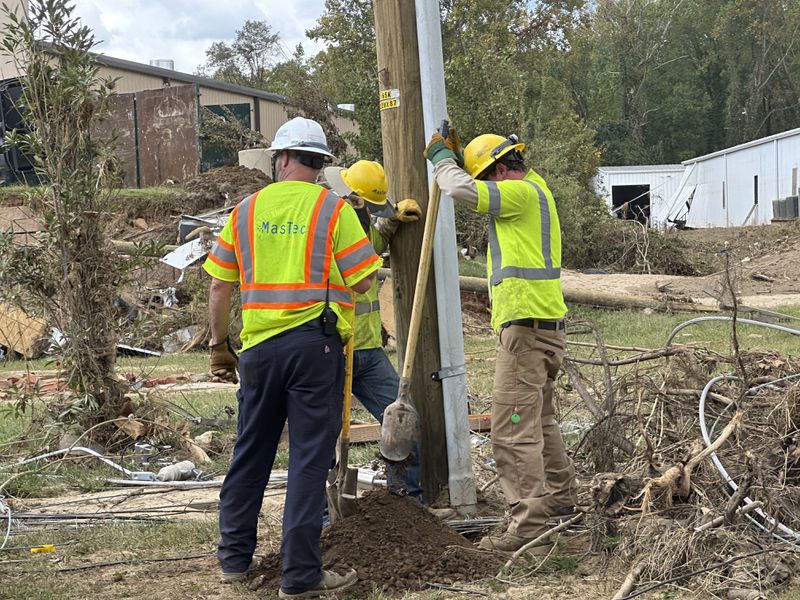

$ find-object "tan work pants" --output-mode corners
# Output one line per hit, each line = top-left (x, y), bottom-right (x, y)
(492, 323), (577, 537)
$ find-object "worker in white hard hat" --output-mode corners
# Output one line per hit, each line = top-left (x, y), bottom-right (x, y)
(206, 117), (380, 598)
(322, 160), (423, 500)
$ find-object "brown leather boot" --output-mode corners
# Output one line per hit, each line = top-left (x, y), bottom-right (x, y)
(477, 531), (553, 554)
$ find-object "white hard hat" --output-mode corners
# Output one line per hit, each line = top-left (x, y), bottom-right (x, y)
(268, 117), (335, 158)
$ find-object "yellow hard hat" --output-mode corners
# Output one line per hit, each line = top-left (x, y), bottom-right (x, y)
(464, 134), (525, 179)
(324, 160), (388, 206)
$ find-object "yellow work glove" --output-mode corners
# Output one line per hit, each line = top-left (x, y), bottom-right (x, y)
(423, 127), (463, 166)
(392, 199), (422, 222)
(209, 337), (239, 384)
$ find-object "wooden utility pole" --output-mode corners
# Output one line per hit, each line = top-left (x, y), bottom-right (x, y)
(373, 0), (448, 499)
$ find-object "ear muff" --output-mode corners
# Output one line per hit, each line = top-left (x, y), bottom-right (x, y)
(297, 153), (325, 170)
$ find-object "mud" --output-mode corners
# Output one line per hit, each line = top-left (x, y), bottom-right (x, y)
(252, 489), (502, 597)
(183, 165), (271, 213)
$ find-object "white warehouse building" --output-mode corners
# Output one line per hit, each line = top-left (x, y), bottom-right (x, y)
(591, 164), (685, 228)
(664, 127), (800, 228)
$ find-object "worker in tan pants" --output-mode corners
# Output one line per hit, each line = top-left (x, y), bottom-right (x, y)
(424, 128), (577, 552)
(493, 323), (576, 541)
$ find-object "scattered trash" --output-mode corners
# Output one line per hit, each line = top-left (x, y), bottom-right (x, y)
(156, 460), (198, 482)
(161, 326), (199, 354)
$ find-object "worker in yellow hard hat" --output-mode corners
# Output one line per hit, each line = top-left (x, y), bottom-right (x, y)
(322, 160), (423, 500)
(424, 129), (577, 553)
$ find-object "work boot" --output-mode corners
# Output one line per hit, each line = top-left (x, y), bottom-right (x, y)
(278, 569), (358, 599)
(477, 531), (553, 555)
(220, 557), (259, 583)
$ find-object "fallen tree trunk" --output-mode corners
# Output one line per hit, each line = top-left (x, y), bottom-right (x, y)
(377, 268), (717, 313)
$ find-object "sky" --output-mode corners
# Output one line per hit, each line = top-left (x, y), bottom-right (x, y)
(70, 0), (327, 74)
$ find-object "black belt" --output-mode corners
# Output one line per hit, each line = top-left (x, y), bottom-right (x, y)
(501, 318), (566, 331)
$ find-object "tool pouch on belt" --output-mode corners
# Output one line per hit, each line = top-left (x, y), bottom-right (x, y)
(320, 279), (338, 336)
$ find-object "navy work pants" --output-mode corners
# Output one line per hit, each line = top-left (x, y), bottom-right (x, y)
(217, 322), (344, 594)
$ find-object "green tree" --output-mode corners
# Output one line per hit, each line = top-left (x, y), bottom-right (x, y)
(198, 20), (280, 88)
(308, 0), (382, 160)
(0, 0), (129, 426)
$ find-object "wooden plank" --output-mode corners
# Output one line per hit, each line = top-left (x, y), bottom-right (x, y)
(0, 303), (47, 358)
(278, 414), (492, 449)
(0, 206), (41, 246)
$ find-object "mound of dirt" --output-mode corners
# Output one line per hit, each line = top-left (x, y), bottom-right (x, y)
(183, 165), (272, 214)
(252, 490), (502, 597)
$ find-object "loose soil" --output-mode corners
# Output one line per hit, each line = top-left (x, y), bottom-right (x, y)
(182, 165), (271, 214)
(251, 489), (503, 598)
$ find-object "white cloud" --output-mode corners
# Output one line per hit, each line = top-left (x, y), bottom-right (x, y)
(70, 0), (326, 74)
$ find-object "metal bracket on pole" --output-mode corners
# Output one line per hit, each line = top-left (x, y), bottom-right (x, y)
(431, 364), (467, 382)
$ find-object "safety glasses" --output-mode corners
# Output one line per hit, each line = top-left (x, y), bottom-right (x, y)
(491, 134), (520, 158)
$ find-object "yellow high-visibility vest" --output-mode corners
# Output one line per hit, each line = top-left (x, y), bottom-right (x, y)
(203, 181), (381, 351)
(474, 169), (567, 331)
(353, 227), (385, 350)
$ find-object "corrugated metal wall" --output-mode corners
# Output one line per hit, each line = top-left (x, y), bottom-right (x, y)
(592, 167), (685, 227)
(682, 131), (800, 228)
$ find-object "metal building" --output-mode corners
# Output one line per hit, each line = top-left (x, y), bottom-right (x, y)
(665, 128), (800, 228)
(591, 164), (685, 228)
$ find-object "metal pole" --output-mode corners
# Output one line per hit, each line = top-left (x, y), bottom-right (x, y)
(414, 0), (476, 515)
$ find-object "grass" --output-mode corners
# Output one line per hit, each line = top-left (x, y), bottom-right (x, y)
(457, 254), (487, 278)
(568, 303), (800, 357)
(3, 303), (800, 598)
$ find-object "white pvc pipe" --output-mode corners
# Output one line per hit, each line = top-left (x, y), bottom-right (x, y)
(6, 447), (155, 480)
(699, 374), (800, 542)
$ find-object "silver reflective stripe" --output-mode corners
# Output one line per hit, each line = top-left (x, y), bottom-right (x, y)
(524, 179), (553, 269)
(488, 217), (502, 283)
(241, 288), (351, 306)
(488, 178), (558, 286)
(209, 241), (237, 266)
(309, 191), (340, 283)
(336, 242), (376, 275)
(235, 194), (256, 283)
(486, 181), (501, 216)
(491, 266), (560, 284)
(355, 299), (381, 315)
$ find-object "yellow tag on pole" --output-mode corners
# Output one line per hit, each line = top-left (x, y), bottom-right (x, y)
(379, 88), (400, 111)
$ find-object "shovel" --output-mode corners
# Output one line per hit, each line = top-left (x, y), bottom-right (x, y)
(327, 307), (359, 523)
(380, 120), (450, 462)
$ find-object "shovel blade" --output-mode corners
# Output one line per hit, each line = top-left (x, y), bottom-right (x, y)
(380, 399), (420, 462)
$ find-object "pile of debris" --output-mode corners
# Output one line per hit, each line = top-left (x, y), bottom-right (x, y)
(561, 316), (800, 599)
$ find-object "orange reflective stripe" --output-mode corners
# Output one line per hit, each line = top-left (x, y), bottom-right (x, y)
(230, 205), (244, 279)
(322, 199), (343, 285)
(336, 237), (378, 276)
(305, 189), (327, 283)
(248, 192), (257, 283)
(341, 253), (381, 279)
(241, 287), (352, 306)
(334, 236), (370, 261)
(217, 237), (234, 252)
(241, 282), (349, 291)
(243, 300), (355, 311)
(207, 252), (237, 270)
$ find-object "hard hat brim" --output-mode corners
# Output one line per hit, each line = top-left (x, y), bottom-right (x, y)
(324, 167), (353, 197)
(268, 143), (336, 159)
(324, 166), (389, 206)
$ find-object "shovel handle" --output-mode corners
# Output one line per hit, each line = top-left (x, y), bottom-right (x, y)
(400, 177), (442, 380)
